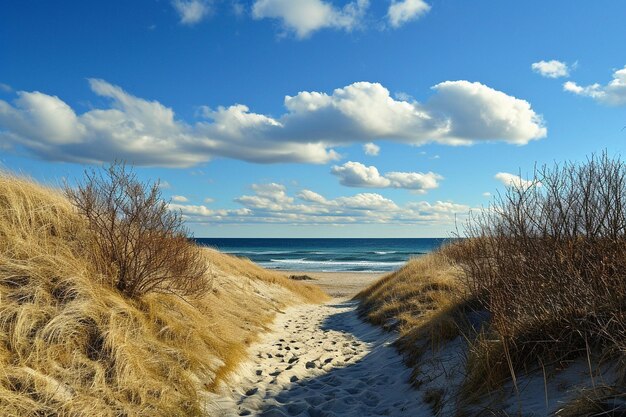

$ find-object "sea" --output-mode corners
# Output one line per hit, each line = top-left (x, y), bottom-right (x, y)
(194, 238), (450, 273)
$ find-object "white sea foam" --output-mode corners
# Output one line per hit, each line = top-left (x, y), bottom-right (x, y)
(222, 250), (291, 255)
(266, 259), (405, 267)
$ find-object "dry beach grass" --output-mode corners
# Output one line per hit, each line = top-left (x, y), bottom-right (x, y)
(356, 252), (471, 380)
(3, 153), (626, 416)
(356, 154), (626, 414)
(448, 155), (626, 408)
(0, 174), (326, 417)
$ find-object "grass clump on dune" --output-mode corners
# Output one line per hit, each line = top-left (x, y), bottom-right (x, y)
(0, 169), (326, 417)
(358, 153), (626, 412)
(449, 153), (626, 404)
(356, 251), (474, 386)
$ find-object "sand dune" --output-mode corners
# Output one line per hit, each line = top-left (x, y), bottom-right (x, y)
(209, 299), (431, 417)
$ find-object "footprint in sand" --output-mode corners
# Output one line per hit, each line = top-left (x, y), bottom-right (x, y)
(215, 300), (429, 417)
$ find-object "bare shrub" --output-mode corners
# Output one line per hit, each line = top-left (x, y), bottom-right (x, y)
(448, 152), (626, 395)
(65, 163), (210, 298)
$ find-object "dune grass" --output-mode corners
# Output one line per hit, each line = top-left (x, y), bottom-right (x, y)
(357, 154), (626, 413)
(358, 243), (625, 414)
(448, 155), (626, 406)
(0, 174), (327, 417)
(356, 252), (475, 386)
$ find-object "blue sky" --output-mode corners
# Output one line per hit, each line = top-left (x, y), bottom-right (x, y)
(1, 0), (626, 237)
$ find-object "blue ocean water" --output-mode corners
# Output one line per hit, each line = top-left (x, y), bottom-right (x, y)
(194, 238), (450, 273)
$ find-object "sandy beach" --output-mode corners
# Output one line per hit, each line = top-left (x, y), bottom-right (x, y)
(204, 266), (446, 417)
(210, 299), (432, 417)
(280, 270), (387, 298)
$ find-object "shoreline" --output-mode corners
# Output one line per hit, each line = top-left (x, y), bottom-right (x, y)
(279, 269), (388, 298)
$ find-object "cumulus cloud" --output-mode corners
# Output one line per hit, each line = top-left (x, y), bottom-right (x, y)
(363, 142), (380, 156)
(388, 0), (430, 28)
(0, 79), (546, 167)
(495, 172), (539, 189)
(531, 60), (570, 78)
(170, 203), (252, 220)
(171, 195), (189, 202)
(297, 189), (328, 204)
(331, 161), (442, 193)
(172, 0), (212, 25)
(331, 162), (390, 188)
(252, 0), (368, 38)
(174, 182), (471, 226)
(235, 183), (295, 211)
(428, 81), (546, 144)
(564, 66), (626, 106)
(385, 171), (441, 192)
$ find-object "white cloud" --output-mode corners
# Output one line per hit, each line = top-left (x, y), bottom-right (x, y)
(331, 161), (442, 193)
(564, 66), (626, 106)
(394, 91), (413, 101)
(428, 81), (546, 145)
(482, 192), (491, 197)
(331, 162), (390, 188)
(235, 183), (295, 211)
(172, 195), (189, 202)
(408, 200), (470, 214)
(335, 193), (398, 211)
(388, 0), (430, 28)
(172, 0), (211, 25)
(495, 172), (539, 189)
(363, 142), (380, 156)
(252, 0), (368, 38)
(174, 182), (471, 226)
(0, 79), (546, 167)
(204, 197), (215, 203)
(385, 171), (441, 192)
(158, 181), (172, 189)
(170, 203), (252, 219)
(531, 60), (570, 78)
(297, 189), (328, 204)
(0, 83), (12, 93)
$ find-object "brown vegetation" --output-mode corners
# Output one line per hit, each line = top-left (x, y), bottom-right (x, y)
(0, 173), (326, 417)
(555, 385), (626, 416)
(65, 163), (209, 298)
(289, 274), (316, 281)
(358, 153), (626, 412)
(448, 153), (626, 401)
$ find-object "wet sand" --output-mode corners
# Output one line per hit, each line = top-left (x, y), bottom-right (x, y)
(280, 270), (387, 298)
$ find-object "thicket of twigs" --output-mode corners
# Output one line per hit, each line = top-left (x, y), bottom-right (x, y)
(65, 163), (209, 298)
(446, 153), (626, 397)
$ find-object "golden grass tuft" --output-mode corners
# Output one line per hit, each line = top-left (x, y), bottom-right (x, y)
(0, 174), (327, 416)
(356, 251), (474, 386)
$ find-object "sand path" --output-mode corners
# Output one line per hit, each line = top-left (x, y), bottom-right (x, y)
(211, 300), (431, 417)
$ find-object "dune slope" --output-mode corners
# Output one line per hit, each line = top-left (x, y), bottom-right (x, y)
(0, 175), (326, 417)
